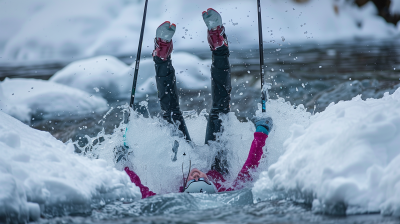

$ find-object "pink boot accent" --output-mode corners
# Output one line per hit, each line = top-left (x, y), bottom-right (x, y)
(207, 25), (228, 51)
(152, 38), (173, 61)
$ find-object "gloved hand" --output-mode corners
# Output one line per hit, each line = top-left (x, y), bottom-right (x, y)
(251, 117), (273, 135)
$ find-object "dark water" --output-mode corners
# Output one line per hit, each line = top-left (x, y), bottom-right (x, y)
(34, 190), (400, 224)
(2, 39), (400, 223)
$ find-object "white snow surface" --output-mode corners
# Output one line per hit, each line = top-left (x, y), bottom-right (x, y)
(0, 0), (399, 62)
(0, 111), (141, 222)
(391, 0), (400, 14)
(50, 53), (211, 99)
(0, 78), (108, 122)
(253, 88), (400, 216)
(49, 55), (129, 100)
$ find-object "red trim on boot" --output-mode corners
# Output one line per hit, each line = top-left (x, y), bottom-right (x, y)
(207, 8), (218, 13)
(158, 21), (176, 29)
(158, 21), (170, 28)
(152, 38), (173, 61)
(207, 25), (228, 51)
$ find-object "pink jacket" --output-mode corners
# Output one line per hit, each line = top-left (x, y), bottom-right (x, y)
(124, 132), (268, 199)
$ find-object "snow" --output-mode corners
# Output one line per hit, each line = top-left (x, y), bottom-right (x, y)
(0, 78), (108, 122)
(77, 95), (310, 195)
(0, 0), (127, 61)
(49, 55), (128, 100)
(2, 79), (399, 220)
(390, 0), (400, 15)
(253, 87), (400, 216)
(50, 53), (211, 99)
(0, 0), (399, 62)
(0, 111), (141, 222)
(80, 86), (400, 217)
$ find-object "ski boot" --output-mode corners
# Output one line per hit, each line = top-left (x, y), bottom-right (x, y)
(152, 21), (175, 60)
(202, 8), (229, 51)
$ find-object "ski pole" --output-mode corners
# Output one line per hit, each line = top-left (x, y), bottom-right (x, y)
(257, 0), (266, 113)
(115, 0), (148, 162)
(129, 0), (149, 110)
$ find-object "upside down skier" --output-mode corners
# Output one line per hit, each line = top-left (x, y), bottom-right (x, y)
(120, 8), (273, 199)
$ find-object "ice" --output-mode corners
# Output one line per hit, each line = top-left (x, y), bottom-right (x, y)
(0, 111), (141, 222)
(0, 78), (108, 122)
(51, 53), (211, 99)
(253, 87), (400, 216)
(1, 0), (399, 62)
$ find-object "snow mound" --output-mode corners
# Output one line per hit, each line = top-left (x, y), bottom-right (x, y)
(254, 88), (400, 216)
(1, 0), (399, 61)
(51, 53), (211, 99)
(50, 55), (128, 100)
(0, 78), (108, 122)
(0, 111), (141, 223)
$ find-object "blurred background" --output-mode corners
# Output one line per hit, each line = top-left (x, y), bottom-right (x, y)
(0, 0), (399, 144)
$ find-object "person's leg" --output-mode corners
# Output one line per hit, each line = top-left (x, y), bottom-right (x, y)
(203, 9), (232, 144)
(153, 22), (191, 141)
(204, 45), (231, 143)
(202, 9), (232, 174)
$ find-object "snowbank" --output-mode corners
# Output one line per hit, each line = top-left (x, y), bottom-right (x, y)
(0, 111), (141, 223)
(254, 88), (400, 216)
(0, 78), (108, 122)
(1, 0), (399, 62)
(50, 53), (211, 99)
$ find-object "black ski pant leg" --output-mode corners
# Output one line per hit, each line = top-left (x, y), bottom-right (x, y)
(205, 45), (232, 144)
(154, 56), (191, 141)
(205, 45), (232, 174)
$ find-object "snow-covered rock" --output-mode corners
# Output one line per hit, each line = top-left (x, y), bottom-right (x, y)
(0, 0), (399, 62)
(50, 53), (211, 99)
(0, 78), (108, 121)
(253, 87), (400, 216)
(0, 111), (141, 223)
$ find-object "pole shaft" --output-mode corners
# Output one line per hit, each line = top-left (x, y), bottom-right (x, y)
(257, 0), (266, 113)
(129, 0), (149, 109)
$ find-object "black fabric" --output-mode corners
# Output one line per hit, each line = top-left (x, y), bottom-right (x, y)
(154, 56), (191, 141)
(205, 45), (232, 175)
(204, 45), (231, 144)
(153, 45), (231, 175)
